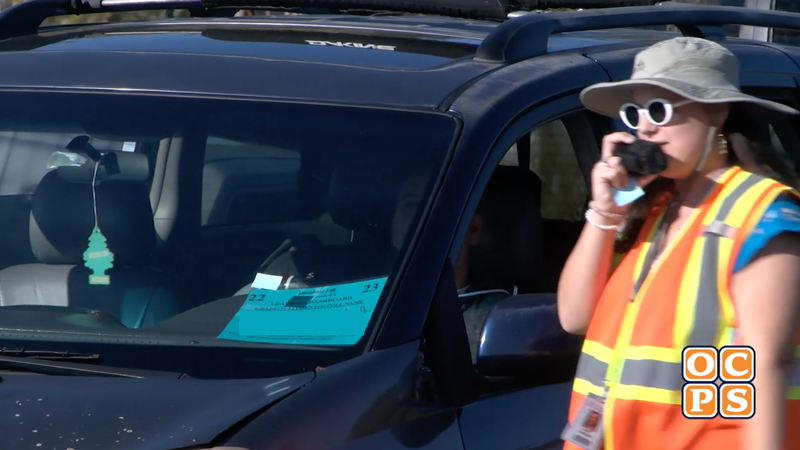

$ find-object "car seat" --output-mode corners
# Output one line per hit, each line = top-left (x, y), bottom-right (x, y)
(460, 165), (544, 360)
(465, 165), (544, 295)
(0, 170), (182, 328)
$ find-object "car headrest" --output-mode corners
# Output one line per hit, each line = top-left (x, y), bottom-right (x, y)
(327, 158), (399, 239)
(467, 165), (543, 294)
(29, 170), (157, 266)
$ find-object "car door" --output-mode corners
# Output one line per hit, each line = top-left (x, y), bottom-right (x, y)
(455, 110), (601, 450)
(429, 52), (609, 450)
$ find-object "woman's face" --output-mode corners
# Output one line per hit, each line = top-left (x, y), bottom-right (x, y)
(630, 86), (728, 180)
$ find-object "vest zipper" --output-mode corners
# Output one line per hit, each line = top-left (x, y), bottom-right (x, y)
(603, 298), (642, 450)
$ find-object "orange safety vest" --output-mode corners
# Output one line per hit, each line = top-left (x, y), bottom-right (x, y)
(564, 166), (800, 450)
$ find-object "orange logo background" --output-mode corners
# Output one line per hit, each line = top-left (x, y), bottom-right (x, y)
(682, 384), (718, 418)
(720, 384), (755, 418)
(682, 346), (755, 419)
(719, 346), (755, 382)
(683, 347), (718, 382)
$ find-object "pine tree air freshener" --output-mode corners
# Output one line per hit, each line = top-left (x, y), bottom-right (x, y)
(83, 225), (114, 285)
(81, 159), (115, 285)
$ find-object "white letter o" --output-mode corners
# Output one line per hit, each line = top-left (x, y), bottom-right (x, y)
(688, 352), (715, 377)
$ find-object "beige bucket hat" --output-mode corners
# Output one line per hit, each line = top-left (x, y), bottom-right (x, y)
(580, 36), (799, 120)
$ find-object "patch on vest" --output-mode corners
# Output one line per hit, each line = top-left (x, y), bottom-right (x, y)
(779, 207), (800, 222)
(703, 220), (737, 239)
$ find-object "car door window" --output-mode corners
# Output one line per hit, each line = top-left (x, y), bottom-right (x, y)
(452, 111), (596, 450)
(500, 120), (588, 221)
(503, 117), (596, 293)
(456, 112), (594, 365)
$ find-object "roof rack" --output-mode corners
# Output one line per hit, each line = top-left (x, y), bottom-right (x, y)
(475, 2), (800, 64)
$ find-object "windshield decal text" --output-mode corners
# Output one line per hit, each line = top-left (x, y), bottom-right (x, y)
(305, 40), (396, 51)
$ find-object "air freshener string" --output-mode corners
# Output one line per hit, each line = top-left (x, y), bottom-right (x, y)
(92, 160), (99, 228)
(83, 157), (114, 286)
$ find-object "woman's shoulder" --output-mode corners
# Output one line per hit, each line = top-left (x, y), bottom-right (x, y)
(734, 193), (800, 273)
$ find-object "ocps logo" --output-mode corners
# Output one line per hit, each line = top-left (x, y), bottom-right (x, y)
(681, 346), (755, 419)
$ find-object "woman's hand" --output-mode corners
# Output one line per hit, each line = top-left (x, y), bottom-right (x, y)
(591, 132), (659, 218)
(557, 132), (662, 334)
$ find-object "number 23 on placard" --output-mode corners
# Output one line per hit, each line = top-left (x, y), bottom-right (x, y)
(362, 283), (379, 293)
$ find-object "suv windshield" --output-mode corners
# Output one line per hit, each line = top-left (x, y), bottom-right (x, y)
(0, 91), (456, 378)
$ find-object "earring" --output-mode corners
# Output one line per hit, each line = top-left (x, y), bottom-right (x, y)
(718, 133), (728, 154)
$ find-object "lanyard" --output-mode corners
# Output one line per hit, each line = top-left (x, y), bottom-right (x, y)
(627, 166), (730, 302)
(629, 207), (672, 301)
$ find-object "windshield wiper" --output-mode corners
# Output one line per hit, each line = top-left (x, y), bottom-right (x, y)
(0, 347), (101, 363)
(0, 349), (190, 379)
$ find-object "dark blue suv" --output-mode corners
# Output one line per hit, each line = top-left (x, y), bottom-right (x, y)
(1, 1), (800, 449)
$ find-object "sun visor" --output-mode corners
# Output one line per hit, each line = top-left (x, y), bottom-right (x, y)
(53, 150), (150, 183)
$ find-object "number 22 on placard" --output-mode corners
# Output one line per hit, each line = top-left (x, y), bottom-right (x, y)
(247, 293), (266, 302)
(362, 283), (379, 293)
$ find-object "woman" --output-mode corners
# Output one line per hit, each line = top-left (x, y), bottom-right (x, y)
(558, 37), (800, 450)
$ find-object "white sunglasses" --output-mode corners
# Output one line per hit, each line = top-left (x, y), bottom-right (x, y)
(619, 98), (693, 129)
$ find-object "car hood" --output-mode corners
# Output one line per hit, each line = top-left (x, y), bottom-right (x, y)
(0, 371), (314, 450)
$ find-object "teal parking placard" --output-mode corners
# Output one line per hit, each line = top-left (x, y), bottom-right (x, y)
(217, 277), (387, 346)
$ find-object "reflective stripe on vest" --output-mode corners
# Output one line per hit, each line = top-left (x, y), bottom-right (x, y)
(675, 172), (775, 350)
(790, 346), (800, 400)
(573, 170), (800, 405)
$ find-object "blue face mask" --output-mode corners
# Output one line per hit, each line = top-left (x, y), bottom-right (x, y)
(612, 179), (645, 207)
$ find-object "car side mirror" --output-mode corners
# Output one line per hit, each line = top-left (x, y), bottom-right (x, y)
(476, 293), (584, 384)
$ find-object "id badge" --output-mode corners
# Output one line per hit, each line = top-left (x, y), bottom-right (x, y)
(560, 393), (605, 450)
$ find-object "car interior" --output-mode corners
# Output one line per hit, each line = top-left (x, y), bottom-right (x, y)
(0, 165), (182, 329)
(230, 156), (408, 296)
(0, 130), (587, 344)
(0, 96), (458, 338)
(0, 128), (585, 313)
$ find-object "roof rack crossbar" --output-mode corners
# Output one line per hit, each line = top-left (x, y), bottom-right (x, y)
(475, 3), (800, 64)
(0, 0), (216, 40)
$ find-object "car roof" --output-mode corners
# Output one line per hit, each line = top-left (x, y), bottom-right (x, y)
(0, 15), (673, 109)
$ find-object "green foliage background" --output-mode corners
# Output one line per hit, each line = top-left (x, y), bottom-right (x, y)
(1, 0), (190, 25)
(4, 0), (579, 26)
(42, 10), (191, 26)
